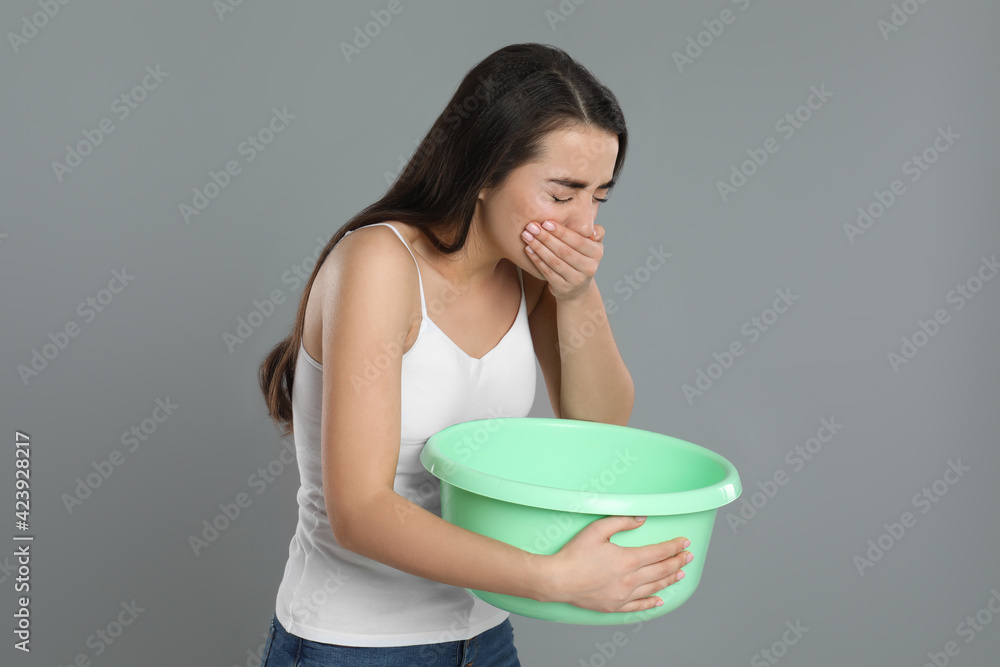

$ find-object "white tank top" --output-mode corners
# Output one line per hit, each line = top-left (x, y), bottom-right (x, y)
(273, 222), (537, 647)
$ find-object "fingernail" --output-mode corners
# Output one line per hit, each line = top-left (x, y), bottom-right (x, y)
(542, 220), (556, 231)
(676, 571), (685, 581)
(655, 598), (664, 607)
(635, 516), (646, 522)
(683, 539), (690, 548)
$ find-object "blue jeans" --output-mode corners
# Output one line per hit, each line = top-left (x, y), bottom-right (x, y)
(260, 613), (521, 666)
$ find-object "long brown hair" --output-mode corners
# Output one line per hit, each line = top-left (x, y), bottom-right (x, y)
(258, 42), (629, 438)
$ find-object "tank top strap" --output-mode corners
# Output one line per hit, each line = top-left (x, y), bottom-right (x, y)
(345, 222), (427, 317)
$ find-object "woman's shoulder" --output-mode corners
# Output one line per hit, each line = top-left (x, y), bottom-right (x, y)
(328, 221), (413, 265)
(315, 221), (420, 302)
(304, 222), (420, 365)
(344, 220), (415, 243)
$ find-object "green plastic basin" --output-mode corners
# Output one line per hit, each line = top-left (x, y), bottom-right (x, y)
(419, 417), (742, 625)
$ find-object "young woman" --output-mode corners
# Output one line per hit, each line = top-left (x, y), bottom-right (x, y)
(256, 42), (692, 666)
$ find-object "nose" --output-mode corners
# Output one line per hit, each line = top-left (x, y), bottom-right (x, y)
(561, 207), (596, 240)
(563, 213), (597, 238)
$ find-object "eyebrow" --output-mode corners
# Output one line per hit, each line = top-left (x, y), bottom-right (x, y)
(547, 177), (616, 190)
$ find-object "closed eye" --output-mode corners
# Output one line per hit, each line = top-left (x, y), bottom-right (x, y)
(552, 195), (609, 203)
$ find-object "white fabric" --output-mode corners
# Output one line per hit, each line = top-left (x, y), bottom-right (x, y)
(273, 222), (537, 646)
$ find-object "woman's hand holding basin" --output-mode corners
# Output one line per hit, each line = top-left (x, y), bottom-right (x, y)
(540, 515), (691, 614)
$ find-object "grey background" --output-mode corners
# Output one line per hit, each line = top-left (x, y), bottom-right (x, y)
(3, 0), (999, 665)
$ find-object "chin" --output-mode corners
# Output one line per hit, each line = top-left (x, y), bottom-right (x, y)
(532, 263), (547, 280)
(519, 257), (543, 280)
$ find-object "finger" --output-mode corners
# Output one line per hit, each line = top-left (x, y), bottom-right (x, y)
(636, 549), (690, 586)
(635, 567), (686, 602)
(574, 516), (648, 561)
(591, 515), (647, 542)
(632, 536), (689, 567)
(525, 233), (580, 287)
(524, 238), (559, 283)
(532, 220), (603, 263)
(615, 594), (666, 614)
(526, 227), (597, 285)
